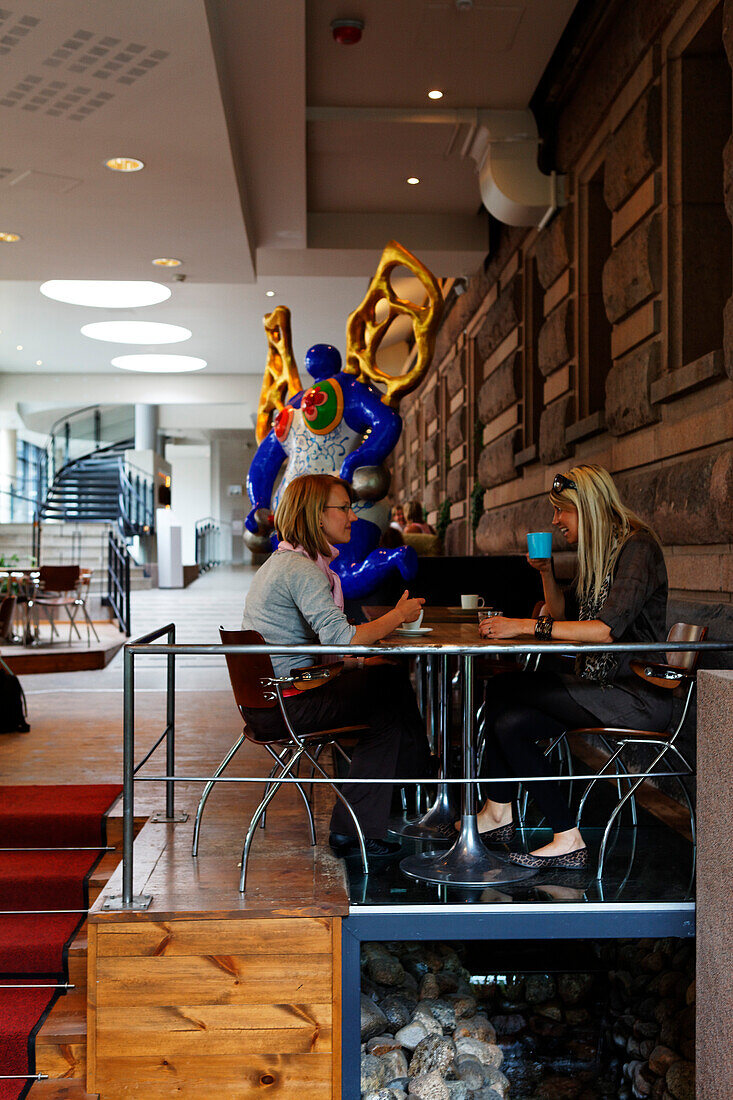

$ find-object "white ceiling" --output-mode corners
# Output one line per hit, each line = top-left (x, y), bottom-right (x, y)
(0, 0), (577, 430)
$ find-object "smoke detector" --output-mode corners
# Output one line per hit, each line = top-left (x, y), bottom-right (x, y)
(331, 18), (364, 45)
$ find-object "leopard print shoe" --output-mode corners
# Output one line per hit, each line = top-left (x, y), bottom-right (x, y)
(506, 847), (589, 870)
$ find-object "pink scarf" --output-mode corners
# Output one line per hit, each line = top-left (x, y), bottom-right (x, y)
(276, 539), (345, 611)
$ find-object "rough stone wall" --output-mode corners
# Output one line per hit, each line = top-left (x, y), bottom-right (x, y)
(391, 0), (733, 624)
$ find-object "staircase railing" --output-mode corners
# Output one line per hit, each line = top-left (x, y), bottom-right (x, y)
(105, 529), (131, 635)
(44, 404), (135, 489)
(194, 517), (232, 572)
(119, 459), (155, 538)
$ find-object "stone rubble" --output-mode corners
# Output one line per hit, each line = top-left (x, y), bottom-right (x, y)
(359, 939), (695, 1100)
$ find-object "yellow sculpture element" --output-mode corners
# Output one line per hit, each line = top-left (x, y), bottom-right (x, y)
(344, 240), (443, 407)
(255, 306), (303, 442)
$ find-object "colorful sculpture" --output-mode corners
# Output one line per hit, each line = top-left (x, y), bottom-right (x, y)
(245, 241), (443, 599)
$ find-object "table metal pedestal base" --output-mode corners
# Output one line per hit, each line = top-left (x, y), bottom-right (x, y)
(400, 815), (537, 887)
(388, 783), (458, 841)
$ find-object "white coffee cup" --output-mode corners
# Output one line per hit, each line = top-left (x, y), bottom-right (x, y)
(461, 594), (485, 609)
(401, 609), (424, 631)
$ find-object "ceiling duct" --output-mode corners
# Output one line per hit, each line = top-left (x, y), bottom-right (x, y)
(465, 109), (565, 228)
(306, 105), (565, 230)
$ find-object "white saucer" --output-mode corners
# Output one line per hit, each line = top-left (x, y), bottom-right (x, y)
(394, 626), (433, 635)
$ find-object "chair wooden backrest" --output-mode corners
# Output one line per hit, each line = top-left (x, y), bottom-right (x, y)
(39, 565), (80, 593)
(630, 622), (707, 693)
(666, 622), (707, 672)
(0, 595), (16, 638)
(220, 628), (276, 710)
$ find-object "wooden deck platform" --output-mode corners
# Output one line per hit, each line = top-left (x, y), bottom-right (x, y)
(1, 622), (124, 675)
(1, 686), (348, 1099)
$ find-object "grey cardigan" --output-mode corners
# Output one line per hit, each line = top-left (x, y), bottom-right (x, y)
(241, 550), (355, 676)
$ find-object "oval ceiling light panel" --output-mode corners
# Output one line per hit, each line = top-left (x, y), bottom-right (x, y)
(81, 321), (191, 344)
(112, 354), (206, 373)
(40, 280), (171, 308)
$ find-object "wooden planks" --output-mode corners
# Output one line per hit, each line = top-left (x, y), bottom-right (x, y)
(92, 1054), (333, 1098)
(88, 916), (340, 1099)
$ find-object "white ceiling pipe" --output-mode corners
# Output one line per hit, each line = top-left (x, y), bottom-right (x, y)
(467, 112), (565, 227)
(306, 106), (564, 228)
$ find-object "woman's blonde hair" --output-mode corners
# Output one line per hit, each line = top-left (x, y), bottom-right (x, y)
(549, 464), (657, 602)
(274, 474), (351, 559)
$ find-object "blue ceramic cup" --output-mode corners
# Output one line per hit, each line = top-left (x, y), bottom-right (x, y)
(527, 531), (553, 559)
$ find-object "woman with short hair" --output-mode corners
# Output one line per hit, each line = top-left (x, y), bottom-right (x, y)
(474, 464), (671, 870)
(242, 473), (431, 857)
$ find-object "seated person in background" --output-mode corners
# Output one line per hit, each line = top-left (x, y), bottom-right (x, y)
(403, 500), (435, 534)
(474, 464), (670, 871)
(380, 524), (404, 549)
(241, 473), (431, 857)
(390, 502), (406, 531)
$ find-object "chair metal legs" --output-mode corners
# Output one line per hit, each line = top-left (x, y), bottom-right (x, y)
(192, 731), (246, 855)
(193, 734), (319, 858)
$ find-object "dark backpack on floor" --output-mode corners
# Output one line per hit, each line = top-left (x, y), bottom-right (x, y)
(0, 665), (30, 733)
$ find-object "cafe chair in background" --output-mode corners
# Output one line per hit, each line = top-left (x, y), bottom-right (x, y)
(0, 594), (17, 642)
(29, 565), (99, 646)
(191, 628), (369, 892)
(569, 622), (706, 878)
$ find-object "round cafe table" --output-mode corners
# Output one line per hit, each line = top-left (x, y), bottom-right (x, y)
(373, 613), (537, 887)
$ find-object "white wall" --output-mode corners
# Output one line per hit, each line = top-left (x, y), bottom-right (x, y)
(210, 433), (256, 564)
(166, 444), (212, 564)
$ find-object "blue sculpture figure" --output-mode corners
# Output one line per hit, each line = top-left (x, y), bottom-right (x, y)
(245, 241), (443, 599)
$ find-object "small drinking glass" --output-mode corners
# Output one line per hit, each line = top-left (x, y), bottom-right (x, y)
(478, 608), (502, 625)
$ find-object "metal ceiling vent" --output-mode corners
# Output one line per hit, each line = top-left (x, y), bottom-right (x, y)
(0, 22), (169, 121)
(0, 11), (40, 56)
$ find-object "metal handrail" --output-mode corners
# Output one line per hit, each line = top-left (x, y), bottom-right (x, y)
(113, 632), (731, 909)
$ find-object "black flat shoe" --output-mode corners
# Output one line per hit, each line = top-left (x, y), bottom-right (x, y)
(506, 847), (589, 870)
(329, 832), (402, 858)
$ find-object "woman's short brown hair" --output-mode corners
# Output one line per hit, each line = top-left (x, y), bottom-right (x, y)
(274, 474), (351, 559)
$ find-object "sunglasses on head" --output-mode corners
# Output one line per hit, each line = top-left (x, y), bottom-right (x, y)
(552, 473), (577, 494)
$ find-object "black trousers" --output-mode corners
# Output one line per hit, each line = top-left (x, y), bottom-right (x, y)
(479, 671), (600, 833)
(242, 662), (431, 839)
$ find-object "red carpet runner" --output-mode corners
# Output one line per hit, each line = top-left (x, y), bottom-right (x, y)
(0, 784), (121, 1100)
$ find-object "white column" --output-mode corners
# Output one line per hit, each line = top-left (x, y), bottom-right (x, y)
(0, 428), (17, 523)
(134, 404), (158, 452)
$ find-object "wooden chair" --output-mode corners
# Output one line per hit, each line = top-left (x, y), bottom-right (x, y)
(30, 565), (99, 646)
(570, 622), (706, 878)
(191, 628), (369, 892)
(0, 594), (16, 642)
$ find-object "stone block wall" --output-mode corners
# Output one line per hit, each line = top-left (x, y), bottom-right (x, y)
(392, 0), (733, 622)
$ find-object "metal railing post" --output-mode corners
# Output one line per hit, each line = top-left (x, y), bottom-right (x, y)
(166, 624), (176, 819)
(122, 645), (135, 905)
(124, 547), (130, 636)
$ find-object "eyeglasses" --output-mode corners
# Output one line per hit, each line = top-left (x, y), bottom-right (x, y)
(552, 473), (577, 493)
(324, 503), (352, 514)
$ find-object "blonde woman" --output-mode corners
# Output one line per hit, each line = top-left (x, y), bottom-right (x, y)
(475, 464), (671, 870)
(403, 500), (435, 535)
(242, 473), (430, 858)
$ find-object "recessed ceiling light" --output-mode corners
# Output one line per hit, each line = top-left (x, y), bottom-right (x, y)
(16, 345), (23, 351)
(428, 89), (444, 100)
(265, 290), (276, 297)
(407, 177), (420, 185)
(81, 321), (191, 345)
(152, 257), (182, 267)
(112, 354), (207, 373)
(0, 232), (21, 243)
(105, 156), (144, 172)
(40, 280), (171, 308)
(36, 360), (42, 365)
